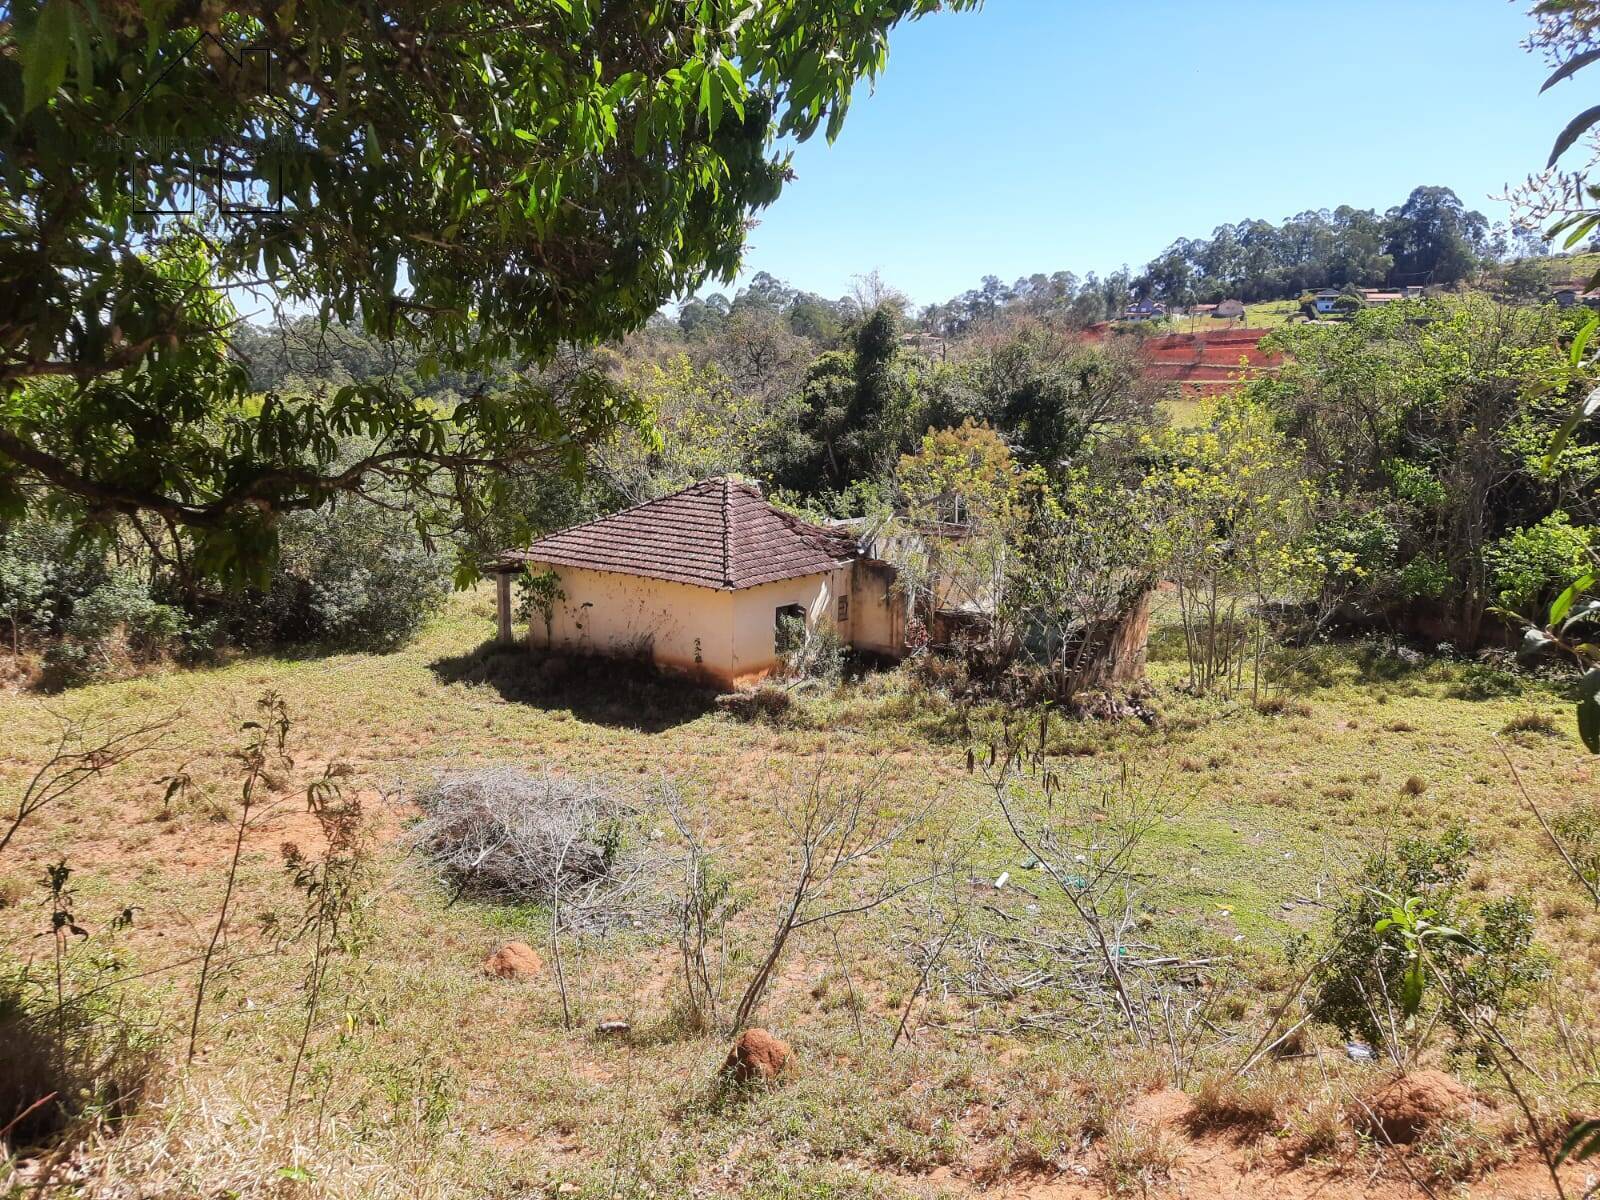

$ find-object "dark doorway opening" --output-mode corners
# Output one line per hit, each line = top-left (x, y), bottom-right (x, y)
(774, 604), (806, 655)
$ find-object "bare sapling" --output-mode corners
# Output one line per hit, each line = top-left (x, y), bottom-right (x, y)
(188, 692), (292, 1062)
(727, 762), (945, 1034)
(0, 710), (174, 857)
(665, 788), (740, 1035)
(1227, 948), (1330, 1082)
(983, 721), (1182, 1043)
(550, 831), (577, 1030)
(281, 762), (370, 1115)
(892, 890), (964, 1050)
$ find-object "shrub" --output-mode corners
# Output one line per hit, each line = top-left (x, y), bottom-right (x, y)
(1307, 509), (1399, 600)
(1398, 552), (1452, 601)
(1485, 511), (1596, 613)
(0, 513), (111, 653)
(780, 616), (845, 684)
(515, 567), (565, 641)
(1438, 895), (1546, 1048)
(1384, 458), (1448, 511)
(42, 570), (197, 685)
(1309, 825), (1545, 1057)
(235, 498), (449, 652)
(1310, 826), (1472, 1047)
(1451, 661), (1523, 700)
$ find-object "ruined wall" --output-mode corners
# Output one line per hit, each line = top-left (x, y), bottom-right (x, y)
(849, 557), (905, 658)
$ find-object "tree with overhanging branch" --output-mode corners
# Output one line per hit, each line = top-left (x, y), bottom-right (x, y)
(0, 0), (978, 583)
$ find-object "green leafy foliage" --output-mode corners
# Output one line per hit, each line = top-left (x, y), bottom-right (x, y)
(0, 514), (103, 653)
(778, 613), (845, 684)
(1372, 894), (1473, 1018)
(0, 0), (976, 580)
(229, 498), (451, 653)
(1310, 826), (1547, 1058)
(767, 306), (922, 495)
(514, 568), (566, 641)
(1313, 826), (1470, 1041)
(1140, 393), (1322, 696)
(1255, 297), (1595, 640)
(1485, 511), (1596, 611)
(42, 571), (196, 686)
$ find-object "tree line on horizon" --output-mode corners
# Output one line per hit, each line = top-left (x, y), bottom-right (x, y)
(675, 184), (1562, 341)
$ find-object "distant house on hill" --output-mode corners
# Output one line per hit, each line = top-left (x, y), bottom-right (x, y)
(1122, 298), (1167, 320)
(1553, 282), (1600, 309)
(491, 478), (907, 688)
(900, 331), (946, 358)
(1310, 287), (1417, 316)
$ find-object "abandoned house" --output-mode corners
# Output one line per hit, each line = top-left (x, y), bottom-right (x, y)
(491, 477), (906, 688)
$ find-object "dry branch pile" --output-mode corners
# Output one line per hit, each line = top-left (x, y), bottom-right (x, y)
(410, 768), (666, 932)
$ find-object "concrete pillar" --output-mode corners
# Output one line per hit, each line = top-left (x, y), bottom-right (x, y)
(495, 571), (513, 643)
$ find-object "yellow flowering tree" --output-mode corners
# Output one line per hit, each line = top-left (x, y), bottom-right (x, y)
(1142, 394), (1323, 698)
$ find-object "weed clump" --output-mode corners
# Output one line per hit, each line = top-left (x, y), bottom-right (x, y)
(0, 968), (162, 1153)
(1187, 1071), (1286, 1134)
(716, 685), (792, 723)
(1500, 710), (1559, 738)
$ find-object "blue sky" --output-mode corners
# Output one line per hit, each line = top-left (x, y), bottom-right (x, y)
(722, 0), (1566, 308)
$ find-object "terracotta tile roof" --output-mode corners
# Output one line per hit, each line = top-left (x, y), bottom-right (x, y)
(500, 478), (858, 591)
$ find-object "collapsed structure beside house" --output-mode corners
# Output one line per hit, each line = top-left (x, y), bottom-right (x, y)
(491, 478), (906, 688)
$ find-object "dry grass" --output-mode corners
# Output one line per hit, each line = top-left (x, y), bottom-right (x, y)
(1188, 1071), (1289, 1135)
(1099, 1116), (1182, 1194)
(1502, 710), (1562, 738)
(0, 587), (1595, 1196)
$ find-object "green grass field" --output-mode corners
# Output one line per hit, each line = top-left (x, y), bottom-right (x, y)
(1, 589), (1594, 1197)
(1172, 297), (1302, 333)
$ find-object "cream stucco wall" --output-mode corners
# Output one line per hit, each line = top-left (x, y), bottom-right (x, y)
(524, 562), (737, 684)
(728, 569), (847, 682)
(508, 557), (907, 688)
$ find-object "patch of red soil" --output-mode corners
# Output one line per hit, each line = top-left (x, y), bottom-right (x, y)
(912, 1084), (1577, 1199)
(481, 941), (543, 979)
(1077, 327), (1283, 395)
(1359, 1070), (1473, 1145)
(723, 1028), (792, 1083)
(1125, 1087), (1193, 1127)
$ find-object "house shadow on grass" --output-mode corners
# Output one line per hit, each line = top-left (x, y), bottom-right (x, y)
(430, 640), (719, 732)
